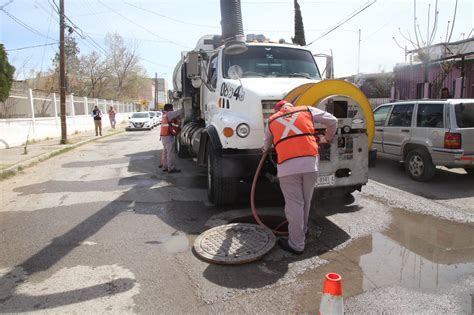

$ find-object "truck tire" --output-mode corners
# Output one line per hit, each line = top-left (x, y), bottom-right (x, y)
(175, 136), (190, 158)
(405, 148), (436, 181)
(207, 142), (238, 205)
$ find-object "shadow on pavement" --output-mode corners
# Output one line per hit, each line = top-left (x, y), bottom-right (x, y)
(200, 216), (351, 289)
(1, 141), (362, 311)
(0, 278), (135, 313)
(369, 157), (474, 200)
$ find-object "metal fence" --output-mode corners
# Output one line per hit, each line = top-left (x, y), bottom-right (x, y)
(0, 88), (135, 119)
(368, 97), (391, 109)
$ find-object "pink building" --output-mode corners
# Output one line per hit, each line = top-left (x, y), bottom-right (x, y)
(393, 38), (474, 100)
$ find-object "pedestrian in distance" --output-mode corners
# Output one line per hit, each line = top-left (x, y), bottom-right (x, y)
(108, 105), (117, 129)
(262, 100), (338, 254)
(92, 105), (103, 136)
(160, 103), (184, 173)
(440, 87), (453, 99)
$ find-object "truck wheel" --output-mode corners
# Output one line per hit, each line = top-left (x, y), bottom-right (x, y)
(176, 136), (190, 158)
(405, 148), (436, 181)
(207, 143), (238, 205)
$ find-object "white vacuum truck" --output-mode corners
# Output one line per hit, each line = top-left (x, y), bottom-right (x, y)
(171, 0), (374, 205)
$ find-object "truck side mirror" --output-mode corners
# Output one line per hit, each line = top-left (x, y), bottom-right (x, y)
(314, 53), (334, 79)
(185, 52), (201, 78)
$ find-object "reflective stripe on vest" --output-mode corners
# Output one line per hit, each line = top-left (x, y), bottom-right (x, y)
(170, 120), (181, 136)
(160, 113), (170, 136)
(268, 106), (318, 164)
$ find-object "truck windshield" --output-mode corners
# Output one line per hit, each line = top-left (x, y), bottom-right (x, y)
(223, 46), (321, 79)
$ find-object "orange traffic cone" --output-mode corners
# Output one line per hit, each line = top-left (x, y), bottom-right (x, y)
(318, 273), (343, 315)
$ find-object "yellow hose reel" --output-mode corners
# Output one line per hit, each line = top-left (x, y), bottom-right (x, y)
(284, 79), (375, 149)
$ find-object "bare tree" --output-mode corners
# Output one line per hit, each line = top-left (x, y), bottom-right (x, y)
(78, 51), (111, 98)
(392, 0), (461, 97)
(105, 33), (140, 99)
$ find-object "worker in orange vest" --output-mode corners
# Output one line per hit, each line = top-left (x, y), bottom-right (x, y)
(160, 103), (184, 173)
(263, 100), (338, 254)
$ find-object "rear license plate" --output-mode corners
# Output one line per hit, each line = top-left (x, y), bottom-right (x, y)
(317, 174), (335, 187)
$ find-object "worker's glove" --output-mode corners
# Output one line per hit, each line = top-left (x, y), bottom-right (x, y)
(318, 135), (328, 144)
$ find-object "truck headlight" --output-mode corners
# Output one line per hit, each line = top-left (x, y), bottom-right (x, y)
(236, 123), (250, 138)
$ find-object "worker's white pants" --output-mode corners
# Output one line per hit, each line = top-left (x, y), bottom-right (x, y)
(279, 172), (318, 252)
(161, 136), (176, 170)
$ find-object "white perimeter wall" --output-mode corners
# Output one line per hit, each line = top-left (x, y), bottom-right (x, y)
(0, 113), (131, 149)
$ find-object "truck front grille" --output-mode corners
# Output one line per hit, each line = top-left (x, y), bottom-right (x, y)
(261, 100), (278, 126)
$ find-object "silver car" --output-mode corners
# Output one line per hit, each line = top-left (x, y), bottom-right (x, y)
(373, 99), (474, 181)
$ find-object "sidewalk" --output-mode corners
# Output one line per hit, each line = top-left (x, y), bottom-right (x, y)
(0, 124), (125, 179)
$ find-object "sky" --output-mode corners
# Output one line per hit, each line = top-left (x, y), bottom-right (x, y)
(1, 0), (473, 87)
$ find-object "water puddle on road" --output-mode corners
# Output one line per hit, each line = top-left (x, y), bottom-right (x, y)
(357, 209), (474, 291)
(156, 231), (190, 254)
(297, 208), (474, 311)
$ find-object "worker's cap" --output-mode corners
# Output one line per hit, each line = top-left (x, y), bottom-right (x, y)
(274, 100), (293, 112)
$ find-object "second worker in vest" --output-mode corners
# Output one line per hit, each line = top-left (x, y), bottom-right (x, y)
(160, 103), (184, 173)
(263, 100), (338, 254)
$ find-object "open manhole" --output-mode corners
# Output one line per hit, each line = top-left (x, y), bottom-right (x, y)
(231, 215), (288, 233)
(194, 223), (276, 264)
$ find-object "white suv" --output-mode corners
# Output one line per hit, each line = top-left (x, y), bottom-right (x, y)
(373, 99), (474, 181)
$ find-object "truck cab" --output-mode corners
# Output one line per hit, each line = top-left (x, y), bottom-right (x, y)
(173, 36), (370, 205)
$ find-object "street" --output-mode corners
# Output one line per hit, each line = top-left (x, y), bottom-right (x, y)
(0, 130), (473, 313)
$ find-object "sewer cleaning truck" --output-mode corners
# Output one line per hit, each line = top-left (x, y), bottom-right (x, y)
(171, 0), (375, 205)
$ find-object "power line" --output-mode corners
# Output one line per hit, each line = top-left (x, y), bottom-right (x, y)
(306, 0), (376, 46)
(87, 32), (169, 44)
(0, 8), (56, 41)
(47, 0), (109, 56)
(69, 9), (110, 18)
(124, 2), (218, 29)
(0, 0), (13, 9)
(141, 57), (175, 69)
(97, 0), (190, 49)
(40, 2), (55, 75)
(6, 42), (59, 51)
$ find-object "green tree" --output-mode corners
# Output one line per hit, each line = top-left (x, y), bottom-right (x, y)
(292, 0), (306, 46)
(0, 44), (15, 102)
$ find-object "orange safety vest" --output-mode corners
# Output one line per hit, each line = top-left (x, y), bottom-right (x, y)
(160, 112), (181, 136)
(268, 106), (319, 164)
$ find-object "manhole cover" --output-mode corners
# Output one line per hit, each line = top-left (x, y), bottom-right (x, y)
(194, 223), (276, 264)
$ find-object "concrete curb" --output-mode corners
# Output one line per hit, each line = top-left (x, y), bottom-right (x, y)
(0, 130), (125, 179)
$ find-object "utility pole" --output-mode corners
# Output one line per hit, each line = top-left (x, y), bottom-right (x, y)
(154, 72), (158, 110)
(59, 0), (67, 144)
(357, 29), (361, 74)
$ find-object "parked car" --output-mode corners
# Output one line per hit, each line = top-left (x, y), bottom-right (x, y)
(372, 99), (474, 181)
(155, 111), (163, 124)
(126, 112), (153, 131)
(149, 111), (158, 127)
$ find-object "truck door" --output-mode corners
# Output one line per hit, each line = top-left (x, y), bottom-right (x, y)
(383, 103), (414, 156)
(204, 54), (219, 124)
(372, 104), (392, 153)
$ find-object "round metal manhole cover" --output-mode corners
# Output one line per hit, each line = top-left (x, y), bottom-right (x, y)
(194, 223), (276, 264)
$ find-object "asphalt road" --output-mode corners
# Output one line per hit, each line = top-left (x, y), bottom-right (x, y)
(1, 130), (473, 313)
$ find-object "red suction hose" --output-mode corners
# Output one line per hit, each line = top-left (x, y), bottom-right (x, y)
(251, 152), (288, 236)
